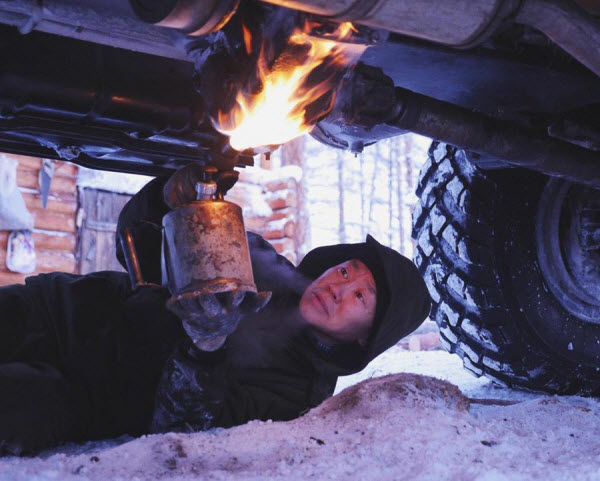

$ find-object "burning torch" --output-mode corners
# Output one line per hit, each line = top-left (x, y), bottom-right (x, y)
(121, 164), (271, 351)
(121, 4), (370, 350)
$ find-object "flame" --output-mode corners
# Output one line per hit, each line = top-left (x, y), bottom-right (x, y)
(242, 24), (253, 55)
(214, 21), (366, 152)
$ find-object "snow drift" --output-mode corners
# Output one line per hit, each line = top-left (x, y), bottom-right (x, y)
(2, 364), (599, 481)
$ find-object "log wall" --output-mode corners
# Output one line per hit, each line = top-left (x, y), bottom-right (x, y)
(0, 155), (304, 286)
(233, 166), (303, 264)
(0, 155), (78, 285)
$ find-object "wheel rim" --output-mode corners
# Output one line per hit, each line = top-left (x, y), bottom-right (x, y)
(536, 179), (600, 324)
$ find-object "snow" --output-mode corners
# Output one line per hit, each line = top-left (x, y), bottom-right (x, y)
(238, 165), (303, 185)
(334, 346), (538, 402)
(2, 349), (599, 481)
(76, 167), (153, 195)
(4, 135), (599, 479)
(303, 134), (430, 258)
(227, 181), (273, 219)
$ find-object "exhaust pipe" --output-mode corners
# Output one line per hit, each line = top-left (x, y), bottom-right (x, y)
(258, 0), (520, 48)
(0, 0), (240, 61)
(4, 1), (598, 75)
(0, 0), (187, 60)
(259, 0), (600, 76)
(129, 0), (240, 36)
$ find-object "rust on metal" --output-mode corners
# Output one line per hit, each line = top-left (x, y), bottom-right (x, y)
(162, 198), (257, 296)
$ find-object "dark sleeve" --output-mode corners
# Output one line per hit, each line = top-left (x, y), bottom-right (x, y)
(0, 274), (132, 454)
(150, 340), (310, 433)
(116, 176), (170, 285)
(247, 232), (310, 294)
(0, 281), (88, 455)
(214, 371), (315, 429)
(0, 361), (89, 456)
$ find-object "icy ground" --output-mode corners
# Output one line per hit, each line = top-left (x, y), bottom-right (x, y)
(2, 348), (599, 481)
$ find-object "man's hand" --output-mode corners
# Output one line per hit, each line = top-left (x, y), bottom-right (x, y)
(163, 163), (214, 209)
(166, 289), (272, 351)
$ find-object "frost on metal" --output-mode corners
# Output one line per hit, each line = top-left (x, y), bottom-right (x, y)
(77, 166), (153, 195)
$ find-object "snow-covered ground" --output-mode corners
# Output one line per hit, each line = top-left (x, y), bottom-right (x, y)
(2, 348), (599, 481)
(335, 346), (539, 402)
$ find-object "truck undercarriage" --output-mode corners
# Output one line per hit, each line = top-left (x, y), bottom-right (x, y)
(1, 0), (599, 394)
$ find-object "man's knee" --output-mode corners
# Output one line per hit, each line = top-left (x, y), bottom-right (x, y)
(0, 362), (88, 456)
(0, 283), (57, 363)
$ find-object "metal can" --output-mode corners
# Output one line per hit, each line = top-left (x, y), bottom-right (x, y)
(162, 198), (257, 297)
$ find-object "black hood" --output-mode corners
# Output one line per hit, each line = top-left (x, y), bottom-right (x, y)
(297, 235), (431, 373)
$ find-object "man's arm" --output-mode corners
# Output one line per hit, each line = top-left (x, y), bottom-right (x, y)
(150, 339), (311, 433)
(116, 163), (214, 281)
(247, 232), (310, 295)
(116, 176), (169, 285)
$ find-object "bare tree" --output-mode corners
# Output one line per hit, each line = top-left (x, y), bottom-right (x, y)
(404, 135), (415, 196)
(388, 142), (394, 246)
(392, 138), (403, 254)
(403, 135), (416, 258)
(280, 136), (311, 259)
(367, 143), (379, 231)
(337, 149), (346, 243)
(360, 154), (365, 238)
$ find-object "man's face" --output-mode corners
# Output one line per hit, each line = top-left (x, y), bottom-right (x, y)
(299, 259), (377, 345)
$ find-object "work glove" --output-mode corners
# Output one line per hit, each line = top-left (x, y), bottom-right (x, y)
(167, 289), (272, 351)
(163, 163), (212, 209)
(162, 163), (270, 351)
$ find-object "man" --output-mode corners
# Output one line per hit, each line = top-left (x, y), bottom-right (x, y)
(0, 167), (431, 456)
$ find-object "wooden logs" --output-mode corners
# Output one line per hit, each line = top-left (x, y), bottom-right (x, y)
(266, 189), (297, 210)
(0, 231), (76, 252)
(230, 165), (302, 264)
(262, 218), (296, 240)
(0, 155), (79, 284)
(0, 246), (76, 274)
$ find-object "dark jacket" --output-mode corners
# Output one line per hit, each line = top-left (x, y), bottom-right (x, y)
(0, 271), (183, 455)
(0, 246), (334, 455)
(0, 177), (430, 455)
(116, 176), (430, 433)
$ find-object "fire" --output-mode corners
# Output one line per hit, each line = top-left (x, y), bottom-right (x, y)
(214, 21), (366, 152)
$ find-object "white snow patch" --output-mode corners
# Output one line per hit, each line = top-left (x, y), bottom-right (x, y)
(238, 165), (302, 185)
(2, 351), (598, 480)
(335, 347), (538, 402)
(227, 182), (273, 219)
(77, 168), (153, 195)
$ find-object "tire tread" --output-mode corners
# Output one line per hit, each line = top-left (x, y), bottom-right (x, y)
(412, 142), (600, 395)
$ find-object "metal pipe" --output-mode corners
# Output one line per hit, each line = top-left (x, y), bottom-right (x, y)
(0, 0), (239, 59)
(390, 87), (600, 186)
(516, 0), (600, 77)
(260, 0), (600, 75)
(258, 0), (519, 48)
(0, 0), (188, 60)
(129, 0), (239, 36)
(120, 227), (148, 290)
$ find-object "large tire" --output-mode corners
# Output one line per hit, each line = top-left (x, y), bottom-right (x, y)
(412, 142), (600, 395)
